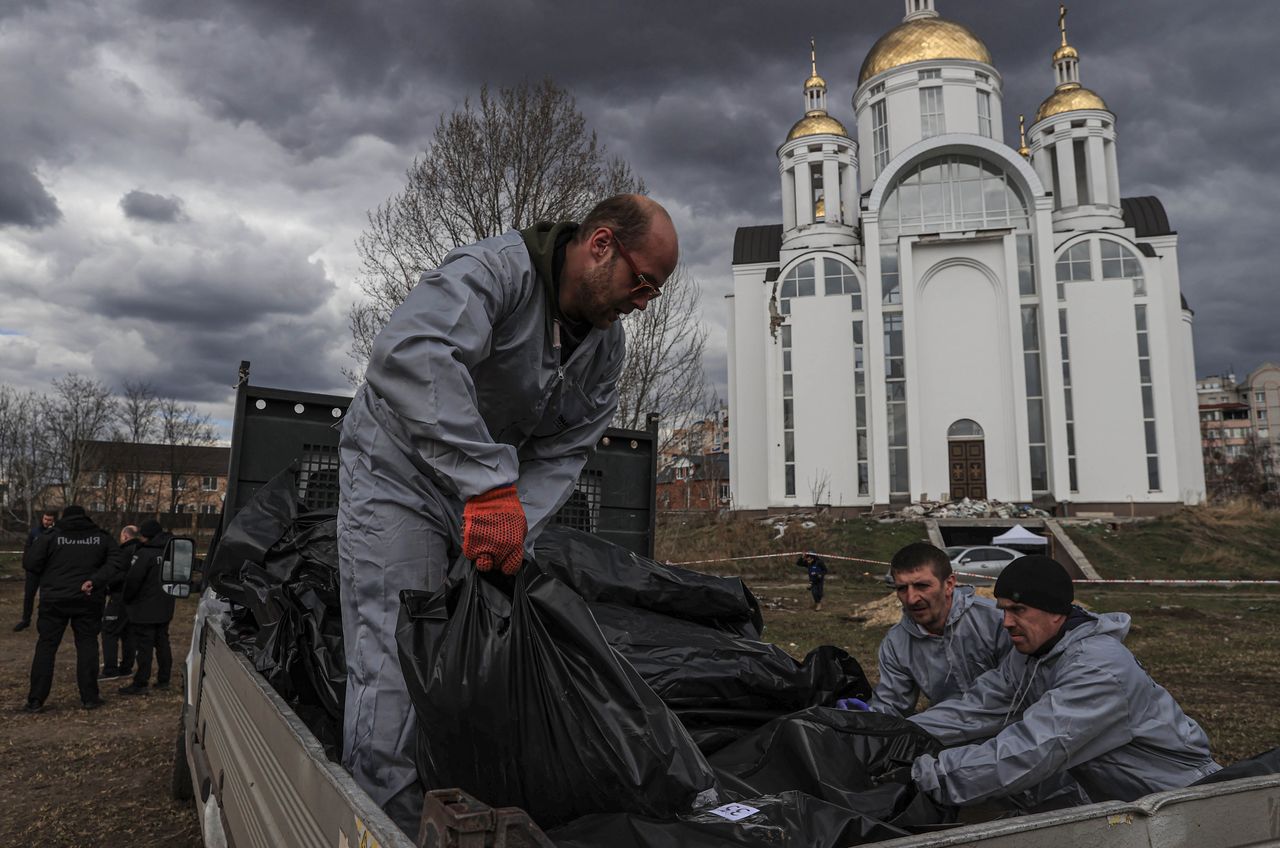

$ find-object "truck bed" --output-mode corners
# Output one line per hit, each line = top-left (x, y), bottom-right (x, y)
(187, 609), (412, 848)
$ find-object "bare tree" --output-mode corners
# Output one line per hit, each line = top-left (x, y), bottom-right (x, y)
(157, 398), (218, 514)
(0, 388), (51, 527)
(102, 379), (162, 512)
(612, 267), (710, 454)
(44, 374), (117, 506)
(347, 78), (642, 380)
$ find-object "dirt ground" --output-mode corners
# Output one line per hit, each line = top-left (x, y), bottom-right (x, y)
(0, 573), (202, 847)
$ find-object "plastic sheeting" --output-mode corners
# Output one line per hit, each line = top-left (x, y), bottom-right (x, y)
(397, 564), (721, 829)
(709, 708), (953, 831)
(592, 602), (870, 753)
(206, 466), (346, 755)
(549, 790), (914, 848)
(1193, 747), (1280, 785)
(534, 526), (764, 637)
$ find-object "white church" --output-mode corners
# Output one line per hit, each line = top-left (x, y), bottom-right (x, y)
(727, 0), (1206, 513)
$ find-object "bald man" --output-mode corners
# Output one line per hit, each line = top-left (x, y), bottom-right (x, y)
(337, 194), (679, 833)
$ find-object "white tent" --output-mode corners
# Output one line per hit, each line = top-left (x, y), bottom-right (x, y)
(991, 524), (1048, 546)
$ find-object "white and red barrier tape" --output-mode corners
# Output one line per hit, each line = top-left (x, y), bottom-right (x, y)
(665, 552), (1280, 587)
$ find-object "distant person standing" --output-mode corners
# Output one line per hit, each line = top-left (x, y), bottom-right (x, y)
(14, 509), (58, 631)
(118, 519), (175, 695)
(100, 525), (141, 680)
(23, 505), (124, 712)
(796, 551), (828, 610)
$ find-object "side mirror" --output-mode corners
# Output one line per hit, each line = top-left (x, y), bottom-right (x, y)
(161, 536), (195, 598)
(959, 557), (971, 565)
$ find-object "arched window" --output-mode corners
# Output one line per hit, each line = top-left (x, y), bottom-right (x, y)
(880, 155), (1030, 240)
(779, 259), (815, 301)
(781, 257), (862, 314)
(948, 419), (984, 438)
(823, 257), (862, 310)
(1101, 240), (1146, 296)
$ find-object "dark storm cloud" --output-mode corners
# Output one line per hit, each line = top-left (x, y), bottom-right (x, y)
(1, 0), (1277, 422)
(54, 220), (345, 402)
(0, 160), (61, 228)
(120, 189), (185, 223)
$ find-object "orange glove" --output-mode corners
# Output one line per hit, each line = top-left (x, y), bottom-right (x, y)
(462, 484), (528, 576)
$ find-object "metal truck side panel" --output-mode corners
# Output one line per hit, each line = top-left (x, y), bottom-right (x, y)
(869, 774), (1280, 847)
(195, 627), (414, 848)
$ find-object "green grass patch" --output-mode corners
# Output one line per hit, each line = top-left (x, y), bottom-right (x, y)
(1066, 503), (1280, 580)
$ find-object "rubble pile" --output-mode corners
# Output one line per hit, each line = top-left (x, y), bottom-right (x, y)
(875, 498), (1052, 521)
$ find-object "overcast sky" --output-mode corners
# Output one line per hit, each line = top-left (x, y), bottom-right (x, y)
(1, 0), (1276, 436)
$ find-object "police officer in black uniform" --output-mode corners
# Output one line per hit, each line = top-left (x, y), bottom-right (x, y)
(118, 519), (176, 695)
(100, 524), (141, 679)
(14, 509), (58, 631)
(23, 505), (125, 712)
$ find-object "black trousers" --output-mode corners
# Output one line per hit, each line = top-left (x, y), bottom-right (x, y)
(102, 601), (134, 672)
(20, 570), (39, 622)
(129, 621), (172, 686)
(28, 595), (102, 704)
(809, 578), (825, 603)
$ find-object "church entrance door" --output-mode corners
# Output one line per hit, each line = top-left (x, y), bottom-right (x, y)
(947, 419), (987, 501)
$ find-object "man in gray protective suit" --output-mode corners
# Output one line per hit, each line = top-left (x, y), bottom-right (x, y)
(864, 542), (1011, 716)
(891, 556), (1221, 807)
(337, 194), (679, 833)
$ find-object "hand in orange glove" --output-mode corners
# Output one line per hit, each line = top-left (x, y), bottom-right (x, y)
(462, 484), (528, 575)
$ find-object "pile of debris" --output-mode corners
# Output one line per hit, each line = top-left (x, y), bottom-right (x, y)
(875, 498), (1052, 521)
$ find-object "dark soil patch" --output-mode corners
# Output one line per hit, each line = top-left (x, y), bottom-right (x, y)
(0, 580), (201, 846)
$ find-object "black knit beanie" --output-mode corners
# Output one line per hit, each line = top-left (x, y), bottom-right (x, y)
(61, 504), (86, 519)
(139, 519), (164, 538)
(993, 555), (1073, 615)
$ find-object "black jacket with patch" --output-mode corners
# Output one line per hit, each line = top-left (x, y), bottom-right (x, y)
(24, 515), (125, 602)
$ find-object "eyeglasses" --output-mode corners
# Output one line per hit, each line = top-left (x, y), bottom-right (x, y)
(611, 234), (663, 300)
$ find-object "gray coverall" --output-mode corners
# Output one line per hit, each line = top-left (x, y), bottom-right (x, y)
(337, 227), (624, 831)
(908, 611), (1221, 806)
(869, 585), (1011, 717)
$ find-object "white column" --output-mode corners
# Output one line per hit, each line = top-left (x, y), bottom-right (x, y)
(1054, 137), (1078, 208)
(1105, 139), (1121, 209)
(1032, 145), (1052, 193)
(841, 160), (858, 230)
(796, 159), (814, 227)
(781, 167), (797, 230)
(823, 156), (841, 224)
(1086, 135), (1109, 208)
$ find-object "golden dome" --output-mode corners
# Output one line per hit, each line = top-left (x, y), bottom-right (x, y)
(805, 72), (827, 90)
(859, 17), (993, 85)
(787, 113), (849, 141)
(1035, 84), (1108, 121)
(1052, 43), (1078, 62)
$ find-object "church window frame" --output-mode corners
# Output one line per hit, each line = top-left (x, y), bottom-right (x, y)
(872, 99), (890, 176)
(977, 90), (993, 138)
(878, 154), (1031, 239)
(920, 85), (946, 138)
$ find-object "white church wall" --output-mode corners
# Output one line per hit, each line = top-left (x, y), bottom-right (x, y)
(786, 293), (864, 505)
(728, 266), (772, 509)
(907, 241), (1025, 501)
(1150, 235), (1206, 502)
(1063, 282), (1151, 501)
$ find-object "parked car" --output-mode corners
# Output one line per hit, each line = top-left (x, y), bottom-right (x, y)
(944, 545), (1024, 583)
